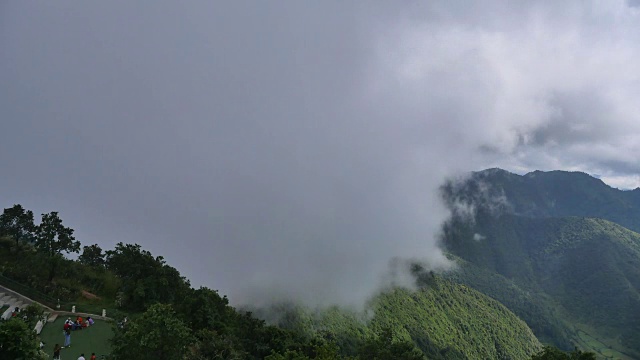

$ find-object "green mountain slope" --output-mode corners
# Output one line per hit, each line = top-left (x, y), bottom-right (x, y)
(268, 276), (542, 360)
(443, 168), (640, 232)
(442, 256), (574, 348)
(440, 169), (640, 358)
(443, 207), (640, 357)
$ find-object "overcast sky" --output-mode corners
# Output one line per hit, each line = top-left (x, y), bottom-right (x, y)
(2, 1), (640, 307)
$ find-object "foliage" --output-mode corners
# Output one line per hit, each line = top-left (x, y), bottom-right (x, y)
(0, 202), (548, 360)
(105, 242), (191, 311)
(79, 244), (106, 267)
(0, 204), (36, 249)
(442, 168), (640, 357)
(531, 346), (597, 360)
(357, 328), (424, 360)
(22, 302), (45, 328)
(0, 317), (43, 360)
(35, 211), (79, 257)
(111, 303), (192, 360)
(35, 211), (80, 281)
(271, 276), (541, 360)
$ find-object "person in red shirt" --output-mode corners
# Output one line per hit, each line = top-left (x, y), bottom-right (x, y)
(90, 352), (97, 360)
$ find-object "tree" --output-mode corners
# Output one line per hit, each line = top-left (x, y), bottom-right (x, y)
(79, 244), (106, 267)
(0, 318), (42, 360)
(0, 204), (36, 250)
(184, 329), (248, 360)
(177, 287), (232, 333)
(22, 303), (45, 328)
(105, 243), (190, 311)
(357, 328), (425, 360)
(111, 303), (192, 360)
(531, 346), (597, 360)
(35, 211), (80, 281)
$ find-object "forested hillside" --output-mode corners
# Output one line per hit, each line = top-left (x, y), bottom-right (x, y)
(265, 276), (542, 359)
(0, 203), (550, 359)
(442, 169), (640, 359)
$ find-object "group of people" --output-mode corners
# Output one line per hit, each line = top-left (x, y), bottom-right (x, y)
(52, 316), (98, 359)
(63, 316), (93, 347)
(65, 316), (95, 332)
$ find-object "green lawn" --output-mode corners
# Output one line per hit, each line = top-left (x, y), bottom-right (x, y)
(39, 317), (114, 359)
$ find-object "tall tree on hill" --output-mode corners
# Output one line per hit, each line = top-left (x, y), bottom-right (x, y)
(35, 211), (80, 281)
(79, 244), (106, 268)
(0, 204), (36, 250)
(105, 242), (190, 310)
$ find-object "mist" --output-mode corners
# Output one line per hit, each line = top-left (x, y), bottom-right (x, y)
(2, 1), (640, 307)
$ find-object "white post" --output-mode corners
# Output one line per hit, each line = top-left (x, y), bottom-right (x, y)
(71, 305), (76, 313)
(102, 309), (106, 317)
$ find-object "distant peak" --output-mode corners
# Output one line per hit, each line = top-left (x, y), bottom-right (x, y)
(473, 168), (515, 176)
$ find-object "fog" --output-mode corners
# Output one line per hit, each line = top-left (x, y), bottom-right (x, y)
(2, 1), (640, 306)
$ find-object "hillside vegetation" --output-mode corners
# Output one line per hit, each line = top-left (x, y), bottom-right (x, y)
(0, 203), (548, 359)
(267, 276), (542, 360)
(442, 169), (640, 358)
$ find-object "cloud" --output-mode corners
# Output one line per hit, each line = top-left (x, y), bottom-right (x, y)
(2, 1), (640, 308)
(473, 233), (486, 242)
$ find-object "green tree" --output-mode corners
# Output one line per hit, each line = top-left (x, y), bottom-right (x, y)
(79, 243), (106, 267)
(0, 204), (36, 250)
(357, 328), (424, 360)
(177, 287), (232, 333)
(35, 211), (80, 281)
(184, 329), (248, 360)
(0, 317), (41, 360)
(105, 243), (190, 311)
(21, 303), (45, 328)
(531, 346), (597, 360)
(111, 303), (192, 360)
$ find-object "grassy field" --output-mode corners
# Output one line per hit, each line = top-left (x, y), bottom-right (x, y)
(572, 325), (637, 360)
(39, 317), (114, 359)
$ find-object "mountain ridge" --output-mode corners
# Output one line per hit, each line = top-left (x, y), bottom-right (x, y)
(442, 168), (640, 358)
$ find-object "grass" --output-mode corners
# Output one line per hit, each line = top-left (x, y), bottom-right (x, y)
(572, 325), (637, 360)
(39, 317), (114, 359)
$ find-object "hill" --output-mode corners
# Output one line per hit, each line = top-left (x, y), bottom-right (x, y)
(263, 275), (542, 360)
(443, 168), (640, 231)
(442, 169), (640, 358)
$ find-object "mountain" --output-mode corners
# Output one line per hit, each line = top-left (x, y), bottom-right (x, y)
(441, 169), (640, 359)
(443, 168), (640, 231)
(263, 275), (542, 360)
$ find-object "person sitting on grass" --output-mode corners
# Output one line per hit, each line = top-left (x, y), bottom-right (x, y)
(90, 352), (97, 360)
(87, 316), (94, 326)
(78, 353), (86, 360)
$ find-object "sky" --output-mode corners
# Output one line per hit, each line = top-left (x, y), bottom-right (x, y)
(2, 1), (640, 307)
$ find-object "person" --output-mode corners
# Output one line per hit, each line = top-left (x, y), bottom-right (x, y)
(64, 326), (71, 347)
(53, 343), (61, 360)
(87, 316), (94, 326)
(90, 352), (97, 360)
(78, 353), (86, 360)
